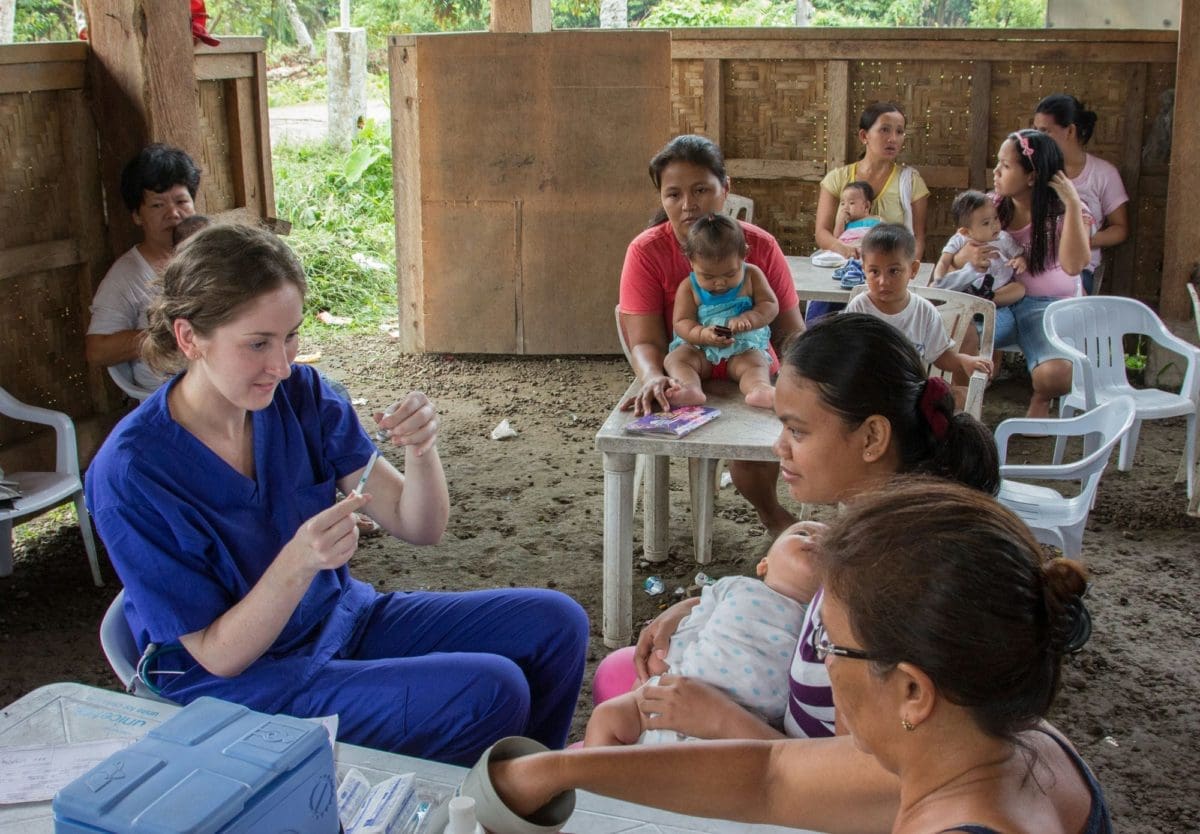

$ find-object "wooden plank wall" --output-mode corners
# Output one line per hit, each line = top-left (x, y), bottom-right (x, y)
(193, 39), (276, 222)
(0, 42), (114, 470)
(0, 38), (274, 472)
(668, 28), (1177, 307)
(390, 31), (672, 355)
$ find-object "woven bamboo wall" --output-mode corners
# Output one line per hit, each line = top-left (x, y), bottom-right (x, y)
(668, 28), (1178, 306)
(0, 39), (273, 470)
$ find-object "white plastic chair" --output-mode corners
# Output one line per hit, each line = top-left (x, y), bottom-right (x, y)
(722, 193), (754, 223)
(847, 286), (995, 420)
(0, 385), (102, 586)
(1188, 283), (1200, 517)
(1044, 297), (1199, 503)
(100, 589), (179, 704)
(996, 396), (1136, 558)
(107, 363), (157, 402)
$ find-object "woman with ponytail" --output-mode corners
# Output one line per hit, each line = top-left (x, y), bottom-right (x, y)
(592, 313), (1000, 741)
(953, 129), (1092, 419)
(478, 479), (1108, 834)
(1034, 94), (1130, 295)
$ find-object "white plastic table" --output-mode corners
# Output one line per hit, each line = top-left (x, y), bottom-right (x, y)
(594, 380), (780, 648)
(787, 255), (933, 302)
(0, 683), (813, 834)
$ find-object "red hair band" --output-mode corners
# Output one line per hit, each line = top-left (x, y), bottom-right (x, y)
(920, 377), (951, 440)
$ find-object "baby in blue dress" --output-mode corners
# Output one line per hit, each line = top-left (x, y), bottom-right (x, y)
(665, 214), (780, 409)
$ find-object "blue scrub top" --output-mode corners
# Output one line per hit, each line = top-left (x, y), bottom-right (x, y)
(86, 365), (377, 704)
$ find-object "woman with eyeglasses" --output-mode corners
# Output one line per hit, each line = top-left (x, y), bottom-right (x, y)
(477, 478), (1107, 833)
(593, 313), (999, 741)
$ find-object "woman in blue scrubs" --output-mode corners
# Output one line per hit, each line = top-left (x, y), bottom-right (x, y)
(85, 223), (588, 765)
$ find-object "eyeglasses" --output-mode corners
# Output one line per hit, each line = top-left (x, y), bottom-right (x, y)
(810, 621), (875, 662)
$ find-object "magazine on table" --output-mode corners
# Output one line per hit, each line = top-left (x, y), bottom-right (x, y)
(624, 406), (720, 438)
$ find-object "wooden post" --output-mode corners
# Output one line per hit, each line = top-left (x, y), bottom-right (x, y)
(81, 0), (204, 255)
(1160, 0), (1198, 320)
(489, 0), (550, 33)
(389, 38), (424, 353)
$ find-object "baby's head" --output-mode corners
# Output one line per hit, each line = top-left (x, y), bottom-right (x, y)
(684, 213), (748, 294)
(172, 214), (212, 248)
(860, 223), (919, 310)
(755, 521), (821, 604)
(840, 181), (875, 221)
(952, 190), (1001, 244)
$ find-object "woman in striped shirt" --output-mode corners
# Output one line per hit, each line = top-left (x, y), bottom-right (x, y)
(594, 313), (1000, 741)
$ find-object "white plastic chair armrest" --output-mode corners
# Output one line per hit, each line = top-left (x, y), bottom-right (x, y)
(0, 388), (78, 476)
(1043, 326), (1097, 407)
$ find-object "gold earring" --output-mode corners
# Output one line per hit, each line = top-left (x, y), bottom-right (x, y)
(901, 718), (915, 732)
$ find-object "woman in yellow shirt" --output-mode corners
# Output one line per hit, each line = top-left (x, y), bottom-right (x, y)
(815, 102), (929, 260)
(810, 102), (929, 320)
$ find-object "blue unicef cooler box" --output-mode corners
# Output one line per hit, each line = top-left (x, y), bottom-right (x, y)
(52, 697), (339, 834)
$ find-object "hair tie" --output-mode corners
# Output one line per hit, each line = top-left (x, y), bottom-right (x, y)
(1059, 597), (1093, 654)
(919, 377), (951, 440)
(1016, 132), (1035, 159)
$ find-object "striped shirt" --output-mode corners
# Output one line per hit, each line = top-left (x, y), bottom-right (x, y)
(783, 588), (836, 738)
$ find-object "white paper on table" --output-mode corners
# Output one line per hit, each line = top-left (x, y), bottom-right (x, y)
(0, 739), (132, 804)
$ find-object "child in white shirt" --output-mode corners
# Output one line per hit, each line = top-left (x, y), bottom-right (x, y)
(846, 224), (992, 389)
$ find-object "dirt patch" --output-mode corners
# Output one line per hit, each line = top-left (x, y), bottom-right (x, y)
(1, 329), (1197, 831)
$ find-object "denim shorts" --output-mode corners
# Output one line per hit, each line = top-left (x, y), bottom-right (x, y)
(996, 295), (1072, 373)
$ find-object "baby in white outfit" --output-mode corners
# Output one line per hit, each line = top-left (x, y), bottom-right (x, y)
(583, 523), (818, 746)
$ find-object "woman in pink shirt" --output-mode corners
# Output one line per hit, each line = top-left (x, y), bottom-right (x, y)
(953, 130), (1091, 419)
(619, 134), (806, 534)
(1034, 94), (1129, 295)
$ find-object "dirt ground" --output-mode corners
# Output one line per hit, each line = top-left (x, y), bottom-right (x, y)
(2, 328), (1197, 832)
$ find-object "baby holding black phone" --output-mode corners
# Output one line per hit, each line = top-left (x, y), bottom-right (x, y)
(664, 214), (780, 409)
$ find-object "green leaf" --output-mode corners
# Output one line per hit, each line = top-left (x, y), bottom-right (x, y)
(342, 145), (386, 185)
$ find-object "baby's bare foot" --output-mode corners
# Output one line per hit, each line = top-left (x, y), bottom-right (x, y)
(745, 384), (775, 410)
(668, 384), (707, 407)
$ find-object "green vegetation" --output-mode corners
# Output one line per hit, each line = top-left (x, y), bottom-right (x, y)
(13, 1), (1049, 45)
(273, 120), (398, 332)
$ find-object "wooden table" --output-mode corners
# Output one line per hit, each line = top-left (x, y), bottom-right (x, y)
(786, 255), (934, 303)
(594, 380), (780, 648)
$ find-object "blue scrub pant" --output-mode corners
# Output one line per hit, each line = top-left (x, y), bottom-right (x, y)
(166, 588), (588, 766)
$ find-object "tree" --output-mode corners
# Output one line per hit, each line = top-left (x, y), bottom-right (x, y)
(1, 1), (15, 44)
(282, 0), (316, 55)
(600, 0), (627, 27)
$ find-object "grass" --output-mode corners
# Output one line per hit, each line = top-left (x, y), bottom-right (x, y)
(272, 118), (398, 336)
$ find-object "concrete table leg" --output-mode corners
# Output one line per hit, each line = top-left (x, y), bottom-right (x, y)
(643, 455), (670, 563)
(602, 451), (636, 648)
(688, 457), (718, 565)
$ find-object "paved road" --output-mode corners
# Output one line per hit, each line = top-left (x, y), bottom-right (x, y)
(269, 99), (391, 145)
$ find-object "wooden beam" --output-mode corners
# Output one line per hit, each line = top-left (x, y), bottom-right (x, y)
(727, 158), (827, 180)
(389, 40), (425, 352)
(82, 0), (205, 254)
(0, 239), (82, 282)
(702, 59), (723, 143)
(1160, 1), (1198, 319)
(825, 60), (848, 172)
(1113, 63), (1146, 301)
(194, 53), (254, 81)
(670, 38), (1176, 63)
(666, 27), (1178, 44)
(253, 51), (276, 219)
(967, 61), (992, 191)
(0, 42), (87, 64)
(0, 61), (85, 94)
